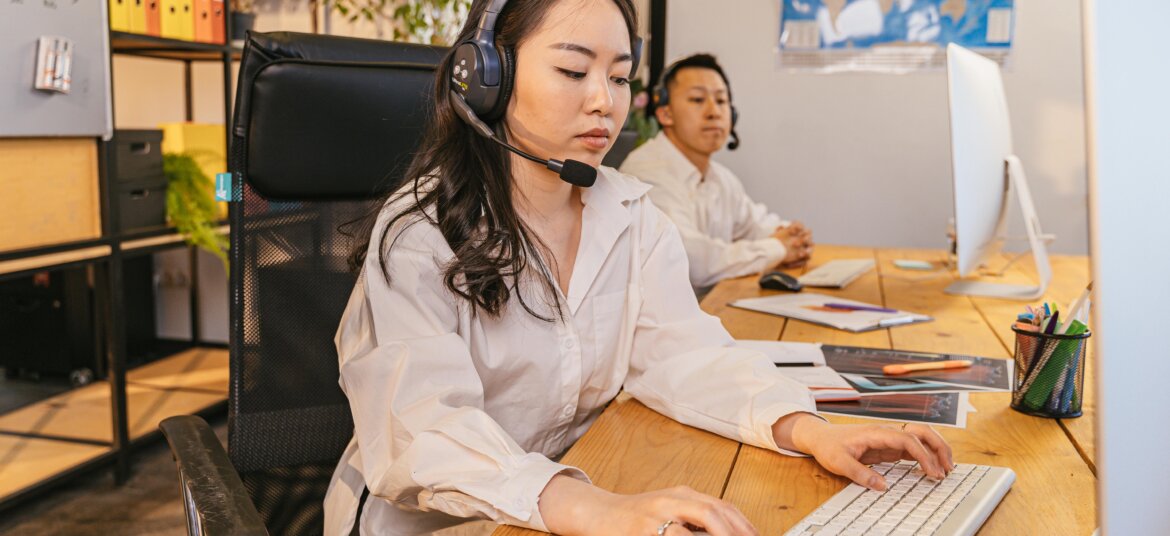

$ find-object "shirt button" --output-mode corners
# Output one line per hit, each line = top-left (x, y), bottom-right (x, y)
(561, 338), (576, 351)
(562, 406), (573, 417)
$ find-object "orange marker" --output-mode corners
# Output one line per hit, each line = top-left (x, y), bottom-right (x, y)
(882, 360), (972, 375)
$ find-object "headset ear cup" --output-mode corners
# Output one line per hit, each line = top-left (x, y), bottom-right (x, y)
(653, 85), (669, 108)
(483, 46), (515, 123)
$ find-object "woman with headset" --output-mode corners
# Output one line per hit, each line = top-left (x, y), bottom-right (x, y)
(325, 1), (953, 535)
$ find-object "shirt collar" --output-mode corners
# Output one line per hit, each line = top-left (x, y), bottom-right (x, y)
(647, 132), (706, 187)
(566, 167), (650, 313)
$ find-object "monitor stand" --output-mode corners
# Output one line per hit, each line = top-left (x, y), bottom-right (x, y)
(946, 155), (1052, 300)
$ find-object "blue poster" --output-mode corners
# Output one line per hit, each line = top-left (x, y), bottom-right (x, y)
(780, 0), (1014, 51)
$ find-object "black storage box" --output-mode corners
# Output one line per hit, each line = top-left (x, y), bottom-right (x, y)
(107, 130), (168, 233)
(0, 257), (159, 382)
(110, 129), (164, 184)
(116, 180), (168, 234)
(0, 267), (98, 381)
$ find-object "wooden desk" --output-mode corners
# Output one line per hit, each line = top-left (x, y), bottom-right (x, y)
(496, 245), (1095, 535)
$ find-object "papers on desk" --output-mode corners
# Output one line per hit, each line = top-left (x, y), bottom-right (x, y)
(823, 345), (1013, 393)
(734, 341), (1006, 427)
(817, 392), (976, 429)
(810, 345), (1011, 428)
(735, 340), (858, 401)
(734, 340), (825, 366)
(775, 366), (861, 402)
(729, 293), (932, 332)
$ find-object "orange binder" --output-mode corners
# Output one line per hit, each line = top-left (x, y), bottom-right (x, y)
(128, 0), (147, 34)
(179, 0), (195, 41)
(160, 0), (182, 39)
(194, 0), (213, 43)
(210, 0), (226, 44)
(109, 0), (130, 32)
(145, 0), (162, 37)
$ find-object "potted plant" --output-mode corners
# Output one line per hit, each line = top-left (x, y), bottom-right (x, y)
(230, 0), (257, 42)
(627, 79), (659, 148)
(164, 153), (230, 271)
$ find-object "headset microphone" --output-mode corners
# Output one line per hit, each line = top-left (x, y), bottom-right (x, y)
(448, 0), (641, 188)
(450, 91), (598, 187)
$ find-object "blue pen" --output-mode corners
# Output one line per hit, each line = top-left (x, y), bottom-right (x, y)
(1059, 358), (1078, 413)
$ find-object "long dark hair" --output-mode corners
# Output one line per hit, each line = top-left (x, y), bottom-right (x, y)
(351, 0), (639, 321)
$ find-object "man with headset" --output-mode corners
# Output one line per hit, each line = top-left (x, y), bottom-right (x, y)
(620, 53), (814, 293)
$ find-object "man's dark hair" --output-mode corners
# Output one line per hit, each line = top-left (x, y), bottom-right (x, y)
(656, 53), (733, 108)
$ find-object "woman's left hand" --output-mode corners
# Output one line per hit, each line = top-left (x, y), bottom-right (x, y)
(777, 415), (955, 491)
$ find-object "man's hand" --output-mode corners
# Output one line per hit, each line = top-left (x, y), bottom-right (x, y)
(772, 221), (814, 267)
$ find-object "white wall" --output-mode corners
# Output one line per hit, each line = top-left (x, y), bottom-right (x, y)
(665, 1), (1088, 254)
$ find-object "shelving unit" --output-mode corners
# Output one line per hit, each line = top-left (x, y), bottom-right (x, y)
(0, 18), (239, 512)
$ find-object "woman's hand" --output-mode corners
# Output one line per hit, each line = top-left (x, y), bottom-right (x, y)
(540, 475), (758, 536)
(774, 414), (955, 491)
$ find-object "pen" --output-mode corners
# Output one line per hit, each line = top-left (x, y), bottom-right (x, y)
(878, 316), (918, 328)
(883, 360), (972, 375)
(1043, 311), (1060, 334)
(823, 302), (898, 313)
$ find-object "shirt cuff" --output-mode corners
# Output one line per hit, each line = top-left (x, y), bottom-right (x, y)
(755, 238), (788, 270)
(499, 452), (591, 532)
(752, 402), (827, 458)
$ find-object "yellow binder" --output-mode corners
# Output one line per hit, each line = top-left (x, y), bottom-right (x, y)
(128, 0), (147, 34)
(160, 0), (182, 39)
(179, 0), (195, 41)
(109, 0), (130, 32)
(160, 123), (228, 218)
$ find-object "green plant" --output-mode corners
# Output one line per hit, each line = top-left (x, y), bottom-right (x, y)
(164, 153), (229, 272)
(626, 78), (659, 147)
(326, 0), (471, 45)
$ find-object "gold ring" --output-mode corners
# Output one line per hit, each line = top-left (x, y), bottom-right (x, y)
(901, 422), (909, 432)
(657, 520), (675, 535)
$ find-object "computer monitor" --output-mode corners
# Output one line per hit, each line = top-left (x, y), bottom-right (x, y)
(944, 44), (1051, 300)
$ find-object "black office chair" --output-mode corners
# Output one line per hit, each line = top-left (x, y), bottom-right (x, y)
(159, 31), (444, 535)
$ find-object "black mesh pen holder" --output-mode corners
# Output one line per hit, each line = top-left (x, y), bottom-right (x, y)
(1010, 326), (1091, 418)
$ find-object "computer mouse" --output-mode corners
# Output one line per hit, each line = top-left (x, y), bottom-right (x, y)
(758, 270), (803, 292)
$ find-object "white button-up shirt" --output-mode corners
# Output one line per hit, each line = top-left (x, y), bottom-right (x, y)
(324, 167), (817, 536)
(620, 133), (790, 290)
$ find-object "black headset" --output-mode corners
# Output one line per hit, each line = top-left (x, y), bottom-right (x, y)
(448, 0), (643, 187)
(651, 56), (740, 150)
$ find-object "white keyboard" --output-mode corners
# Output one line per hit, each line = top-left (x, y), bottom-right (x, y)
(783, 461), (1015, 536)
(798, 259), (876, 288)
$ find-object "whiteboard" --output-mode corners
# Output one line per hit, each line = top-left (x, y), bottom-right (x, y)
(0, 1), (113, 139)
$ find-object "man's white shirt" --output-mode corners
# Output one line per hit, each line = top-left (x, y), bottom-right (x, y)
(620, 133), (789, 290)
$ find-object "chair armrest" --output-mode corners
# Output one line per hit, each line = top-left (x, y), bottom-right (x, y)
(159, 416), (268, 536)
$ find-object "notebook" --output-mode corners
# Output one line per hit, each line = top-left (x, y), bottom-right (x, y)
(729, 293), (932, 333)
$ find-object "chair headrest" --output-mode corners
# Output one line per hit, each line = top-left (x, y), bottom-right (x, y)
(233, 32), (447, 200)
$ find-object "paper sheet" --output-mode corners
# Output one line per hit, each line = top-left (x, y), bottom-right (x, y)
(817, 392), (971, 428)
(735, 339), (825, 366)
(730, 293), (932, 333)
(775, 366), (860, 402)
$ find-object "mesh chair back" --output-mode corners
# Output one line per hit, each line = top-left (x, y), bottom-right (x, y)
(228, 31), (444, 534)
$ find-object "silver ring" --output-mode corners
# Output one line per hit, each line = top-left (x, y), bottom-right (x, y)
(657, 519), (675, 535)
